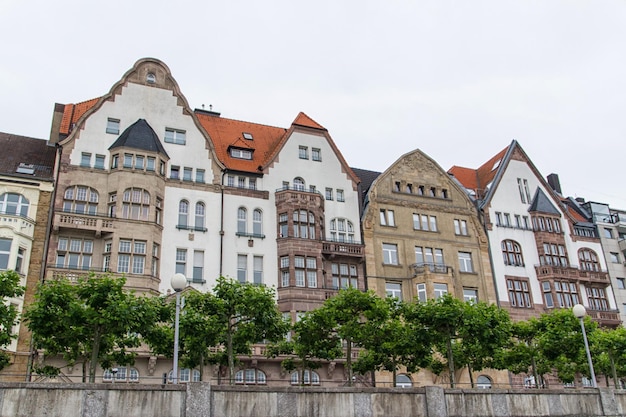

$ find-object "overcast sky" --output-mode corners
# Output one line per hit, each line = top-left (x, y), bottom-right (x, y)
(2, 0), (625, 209)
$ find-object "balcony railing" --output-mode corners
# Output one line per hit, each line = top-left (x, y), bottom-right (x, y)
(411, 263), (451, 275)
(586, 308), (621, 325)
(321, 241), (364, 257)
(535, 264), (609, 282)
(0, 212), (36, 237)
(54, 212), (115, 235)
(275, 187), (324, 208)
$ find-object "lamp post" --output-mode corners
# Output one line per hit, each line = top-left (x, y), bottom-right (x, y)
(171, 273), (187, 384)
(573, 304), (597, 388)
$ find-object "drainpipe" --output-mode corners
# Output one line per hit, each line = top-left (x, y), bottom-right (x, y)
(219, 170), (227, 277)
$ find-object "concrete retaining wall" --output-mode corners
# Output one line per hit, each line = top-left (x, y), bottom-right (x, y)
(0, 383), (625, 417)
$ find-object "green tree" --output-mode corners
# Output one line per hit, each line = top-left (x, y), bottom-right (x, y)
(0, 271), (25, 370)
(590, 327), (626, 388)
(24, 275), (161, 382)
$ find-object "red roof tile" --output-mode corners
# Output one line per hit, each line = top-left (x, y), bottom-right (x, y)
(292, 112), (326, 130)
(59, 98), (99, 135)
(448, 165), (478, 190)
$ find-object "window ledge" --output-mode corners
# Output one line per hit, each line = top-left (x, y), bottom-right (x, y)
(176, 225), (207, 232)
(236, 232), (265, 239)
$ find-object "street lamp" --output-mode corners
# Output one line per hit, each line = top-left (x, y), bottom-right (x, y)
(171, 273), (187, 384)
(573, 304), (597, 388)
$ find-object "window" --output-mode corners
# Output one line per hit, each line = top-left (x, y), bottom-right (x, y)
(554, 281), (579, 308)
(295, 256), (317, 288)
(495, 212), (503, 226)
(293, 210), (315, 239)
(604, 228), (614, 239)
(382, 243), (398, 265)
(238, 207), (247, 234)
(502, 240), (524, 266)
(477, 375), (492, 389)
(183, 167), (192, 181)
(165, 128), (186, 145)
(151, 243), (159, 276)
(617, 278), (626, 289)
(415, 247), (444, 271)
(170, 166), (180, 179)
(94, 154), (105, 169)
(238, 177), (246, 188)
(540, 243), (568, 267)
(336, 189), (345, 202)
(0, 238), (11, 270)
(103, 367), (139, 383)
(0, 193), (30, 217)
(280, 256), (289, 287)
(325, 188), (333, 201)
(587, 287), (609, 311)
(610, 252), (620, 263)
(243, 132), (253, 140)
(542, 281), (554, 308)
(121, 188), (150, 220)
(253, 209), (262, 236)
(111, 154), (119, 169)
(312, 148), (321, 161)
(380, 209), (395, 227)
(196, 169), (205, 183)
(458, 252), (474, 273)
(517, 178), (531, 203)
(329, 218), (355, 243)
(81, 152), (91, 167)
(248, 177), (256, 190)
(579, 249), (600, 271)
(434, 283), (448, 299)
(293, 177), (305, 191)
(155, 197), (162, 225)
(253, 256), (263, 284)
(178, 200), (189, 228)
(507, 278), (532, 308)
(106, 118), (120, 135)
(331, 262), (357, 289)
(176, 249), (187, 275)
(396, 374), (412, 388)
(192, 251), (204, 283)
(279, 213), (288, 238)
(454, 219), (468, 236)
(290, 370), (319, 385)
(417, 283), (426, 302)
(299, 146), (308, 159)
(147, 157), (155, 171)
(15, 247), (25, 274)
(195, 202), (206, 231)
(135, 155), (144, 170)
(117, 239), (145, 274)
(386, 282), (402, 300)
(228, 175), (235, 187)
(230, 148), (252, 159)
(236, 369), (267, 385)
(504, 213), (511, 227)
(123, 153), (133, 168)
(63, 186), (98, 215)
(413, 213), (436, 231)
(463, 288), (478, 303)
(237, 254), (247, 283)
(56, 237), (92, 270)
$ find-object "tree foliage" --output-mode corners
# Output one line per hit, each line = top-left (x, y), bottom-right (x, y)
(0, 271), (25, 370)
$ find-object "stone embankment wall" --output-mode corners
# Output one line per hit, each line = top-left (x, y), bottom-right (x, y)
(1, 383), (625, 417)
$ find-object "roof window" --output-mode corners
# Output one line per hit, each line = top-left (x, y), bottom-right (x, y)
(16, 163), (35, 174)
(242, 132), (253, 140)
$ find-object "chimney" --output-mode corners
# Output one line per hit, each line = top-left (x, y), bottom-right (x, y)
(547, 173), (562, 195)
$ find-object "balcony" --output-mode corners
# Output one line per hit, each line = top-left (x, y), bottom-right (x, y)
(411, 263), (451, 276)
(586, 309), (621, 327)
(321, 241), (364, 259)
(54, 212), (115, 236)
(0, 213), (36, 238)
(535, 264), (609, 283)
(46, 265), (160, 293)
(275, 187), (324, 209)
(47, 265), (110, 282)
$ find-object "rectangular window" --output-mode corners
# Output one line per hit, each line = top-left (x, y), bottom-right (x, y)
(253, 256), (263, 285)
(147, 157), (155, 171)
(587, 287), (609, 311)
(81, 152), (91, 168)
(237, 254), (247, 283)
(507, 278), (532, 308)
(106, 118), (120, 135)
(380, 209), (395, 226)
(183, 167), (193, 181)
(504, 213), (511, 227)
(0, 238), (12, 270)
(463, 288), (478, 302)
(230, 148), (252, 159)
(238, 177), (246, 188)
(382, 243), (398, 265)
(312, 148), (321, 161)
(227, 175), (235, 187)
(171, 166), (180, 180)
(610, 252), (620, 263)
(555, 281), (579, 308)
(111, 154), (119, 169)
(132, 255), (145, 274)
(336, 189), (345, 202)
(617, 278), (626, 289)
(165, 128), (186, 145)
(15, 247), (25, 274)
(417, 283), (426, 302)
(331, 262), (358, 289)
(196, 169), (205, 183)
(325, 188), (333, 200)
(542, 281), (554, 308)
(604, 228), (613, 239)
(434, 283), (448, 299)
(135, 155), (145, 170)
(454, 219), (468, 235)
(386, 282), (402, 300)
(299, 146), (308, 159)
(193, 251), (204, 283)
(458, 252), (474, 273)
(123, 153), (133, 168)
(517, 178), (526, 203)
(176, 249), (187, 275)
(117, 254), (130, 273)
(495, 212), (503, 226)
(95, 154), (105, 169)
(280, 256), (290, 287)
(248, 177), (256, 190)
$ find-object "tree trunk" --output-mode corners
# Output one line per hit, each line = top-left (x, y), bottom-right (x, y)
(468, 364), (474, 388)
(610, 353), (619, 388)
(89, 327), (102, 383)
(446, 335), (455, 388)
(227, 319), (234, 385)
(346, 338), (353, 386)
(531, 356), (539, 388)
(82, 360), (86, 383)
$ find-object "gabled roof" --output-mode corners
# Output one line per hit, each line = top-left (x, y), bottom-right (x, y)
(195, 112), (286, 173)
(448, 145), (508, 200)
(529, 188), (559, 214)
(0, 132), (56, 180)
(351, 167), (382, 209)
(109, 119), (169, 157)
(60, 98), (99, 135)
(292, 112), (327, 131)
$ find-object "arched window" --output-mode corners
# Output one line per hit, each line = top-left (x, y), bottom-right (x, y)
(238, 207), (247, 234)
(178, 200), (189, 228)
(329, 218), (355, 243)
(477, 375), (492, 389)
(167, 368), (201, 383)
(502, 240), (524, 266)
(103, 366), (139, 383)
(0, 193), (29, 217)
(293, 177), (305, 191)
(253, 209), (262, 236)
(63, 186), (98, 215)
(121, 188), (150, 220)
(293, 210), (315, 239)
(395, 374), (412, 388)
(235, 369), (266, 385)
(290, 370), (320, 385)
(579, 248), (600, 271)
(195, 202), (205, 231)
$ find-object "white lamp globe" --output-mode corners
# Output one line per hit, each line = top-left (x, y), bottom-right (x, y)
(171, 273), (187, 292)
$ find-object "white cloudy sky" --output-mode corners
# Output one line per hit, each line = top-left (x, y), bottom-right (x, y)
(1, 0), (625, 208)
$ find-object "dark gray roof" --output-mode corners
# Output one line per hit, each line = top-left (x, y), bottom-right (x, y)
(109, 119), (169, 157)
(529, 188), (559, 214)
(0, 132), (56, 181)
(351, 167), (382, 209)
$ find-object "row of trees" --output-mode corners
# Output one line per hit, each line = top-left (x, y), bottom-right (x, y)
(3, 271), (626, 387)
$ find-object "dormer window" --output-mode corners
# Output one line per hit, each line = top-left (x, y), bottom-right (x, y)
(242, 132), (253, 140)
(16, 163), (35, 175)
(146, 73), (156, 84)
(230, 148), (253, 160)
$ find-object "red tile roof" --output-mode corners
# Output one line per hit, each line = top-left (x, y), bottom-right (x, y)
(292, 112), (326, 130)
(59, 98), (99, 135)
(449, 145), (509, 198)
